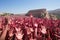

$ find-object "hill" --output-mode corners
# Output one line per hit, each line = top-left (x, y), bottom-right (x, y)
(48, 9), (60, 19)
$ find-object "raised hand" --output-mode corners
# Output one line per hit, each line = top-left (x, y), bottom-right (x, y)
(0, 25), (9, 40)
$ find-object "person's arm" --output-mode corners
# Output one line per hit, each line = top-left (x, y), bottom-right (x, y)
(54, 34), (60, 38)
(0, 25), (9, 40)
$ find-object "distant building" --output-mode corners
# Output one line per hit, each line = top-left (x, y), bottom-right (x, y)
(26, 9), (47, 18)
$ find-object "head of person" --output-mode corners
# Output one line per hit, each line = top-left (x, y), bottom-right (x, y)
(15, 29), (24, 40)
(8, 28), (14, 37)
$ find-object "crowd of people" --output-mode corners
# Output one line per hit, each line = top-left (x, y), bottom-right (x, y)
(0, 14), (60, 40)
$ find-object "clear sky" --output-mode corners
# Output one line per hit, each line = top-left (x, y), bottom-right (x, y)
(0, 0), (60, 14)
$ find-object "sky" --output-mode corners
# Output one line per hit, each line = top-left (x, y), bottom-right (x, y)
(0, 0), (60, 14)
